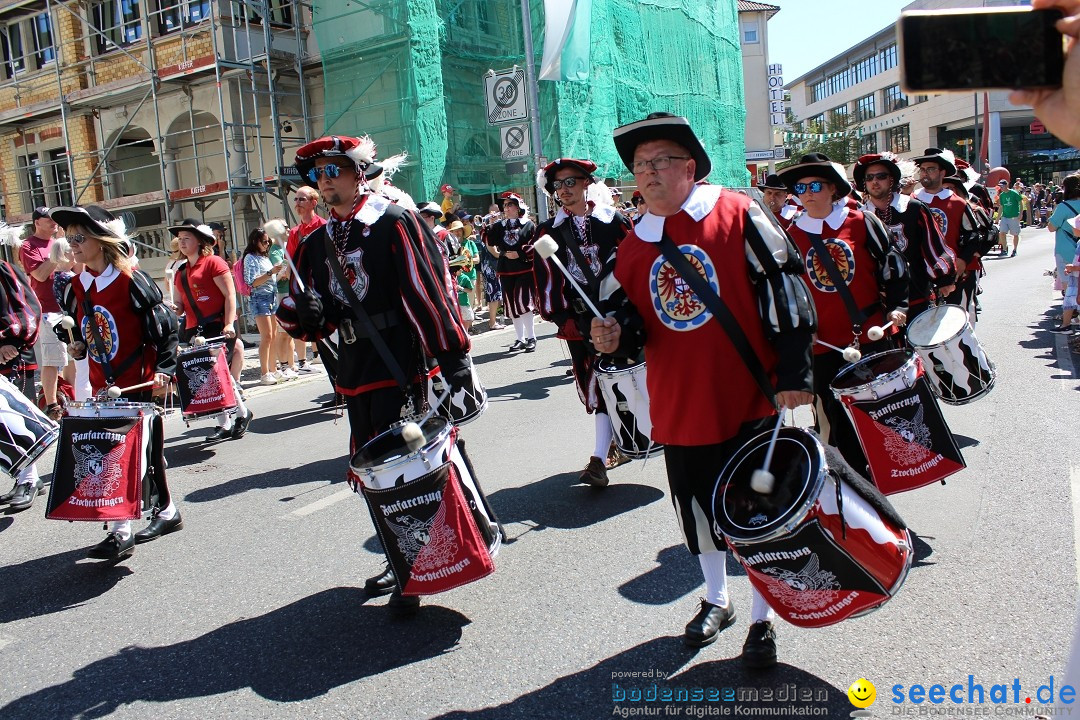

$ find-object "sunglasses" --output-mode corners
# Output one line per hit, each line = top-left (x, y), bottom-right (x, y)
(306, 164), (344, 183)
(294, 196), (313, 204)
(552, 177), (587, 190)
(864, 172), (892, 182)
(793, 181), (830, 195)
(68, 233), (90, 245)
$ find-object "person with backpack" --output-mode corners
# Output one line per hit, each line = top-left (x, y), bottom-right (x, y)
(1049, 175), (1080, 326)
(241, 227), (283, 385)
(170, 219), (253, 441)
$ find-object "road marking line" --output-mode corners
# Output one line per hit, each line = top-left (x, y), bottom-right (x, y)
(285, 488), (354, 517)
(1052, 332), (1080, 584)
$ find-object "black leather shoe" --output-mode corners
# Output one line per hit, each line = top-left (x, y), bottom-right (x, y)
(388, 590), (420, 616)
(364, 565), (398, 597)
(684, 598), (736, 648)
(88, 532), (135, 560)
(7, 480), (42, 512)
(524, 338), (537, 352)
(507, 340), (526, 353)
(0, 481), (19, 504)
(231, 409), (254, 439)
(741, 621), (778, 669)
(134, 509), (184, 543)
(206, 426), (233, 441)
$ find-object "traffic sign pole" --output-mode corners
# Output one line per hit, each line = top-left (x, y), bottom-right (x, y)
(518, 0), (547, 219)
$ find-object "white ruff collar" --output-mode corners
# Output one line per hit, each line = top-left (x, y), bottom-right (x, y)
(794, 202), (849, 234)
(863, 193), (910, 215)
(553, 204), (619, 228)
(79, 263), (120, 292)
(634, 184), (724, 243)
(914, 187), (953, 202)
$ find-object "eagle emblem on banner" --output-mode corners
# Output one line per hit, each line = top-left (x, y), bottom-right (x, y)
(185, 365), (221, 400)
(72, 442), (126, 499)
(387, 504), (460, 572)
(649, 244), (718, 331)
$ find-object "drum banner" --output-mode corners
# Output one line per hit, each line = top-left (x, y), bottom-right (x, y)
(362, 461), (495, 596)
(46, 415), (146, 522)
(177, 346), (236, 417)
(842, 378), (965, 495)
(733, 519), (890, 628)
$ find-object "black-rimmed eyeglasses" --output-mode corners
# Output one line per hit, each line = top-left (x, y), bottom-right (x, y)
(631, 156), (690, 173)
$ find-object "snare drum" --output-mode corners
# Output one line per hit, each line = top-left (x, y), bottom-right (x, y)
(176, 343), (237, 420)
(428, 358), (487, 426)
(713, 427), (911, 628)
(46, 400), (157, 522)
(595, 359), (663, 459)
(349, 416), (503, 596)
(831, 349), (920, 402)
(0, 374), (59, 477)
(906, 304), (995, 405)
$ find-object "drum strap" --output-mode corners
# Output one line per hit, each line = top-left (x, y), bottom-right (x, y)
(82, 293), (145, 386)
(321, 232), (409, 392)
(657, 235), (776, 407)
(179, 265), (223, 330)
(556, 220), (600, 295)
(806, 232), (869, 329)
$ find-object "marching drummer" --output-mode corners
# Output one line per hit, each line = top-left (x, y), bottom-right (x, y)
(592, 113), (816, 668)
(52, 205), (183, 560)
(277, 135), (473, 614)
(169, 219), (253, 441)
(778, 153), (909, 478)
(533, 158), (633, 486)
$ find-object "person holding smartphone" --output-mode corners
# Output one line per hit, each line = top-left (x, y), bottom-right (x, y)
(242, 227), (283, 386)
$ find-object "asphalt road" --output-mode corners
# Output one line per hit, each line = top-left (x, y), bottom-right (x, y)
(0, 225), (1075, 720)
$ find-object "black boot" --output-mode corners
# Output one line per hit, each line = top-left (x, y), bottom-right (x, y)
(364, 564), (398, 597)
(684, 598), (736, 648)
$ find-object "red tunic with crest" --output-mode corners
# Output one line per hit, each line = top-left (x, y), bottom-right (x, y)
(71, 267), (158, 392)
(914, 187), (981, 272)
(787, 205), (890, 354)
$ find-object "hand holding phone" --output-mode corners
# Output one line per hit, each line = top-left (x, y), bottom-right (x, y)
(1011, 0), (1080, 149)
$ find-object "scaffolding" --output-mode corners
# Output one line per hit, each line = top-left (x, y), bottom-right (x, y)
(0, 0), (314, 273)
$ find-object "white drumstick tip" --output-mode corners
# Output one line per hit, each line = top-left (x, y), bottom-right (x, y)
(401, 422), (426, 452)
(106, 385), (121, 399)
(532, 235), (559, 260)
(59, 315), (75, 330)
(867, 326), (884, 341)
(750, 468), (775, 494)
(842, 346), (862, 363)
(192, 335), (207, 347)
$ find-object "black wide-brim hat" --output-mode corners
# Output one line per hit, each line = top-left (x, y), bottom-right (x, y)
(756, 173), (787, 192)
(777, 153), (852, 198)
(541, 158), (598, 192)
(852, 153), (902, 192)
(168, 218), (216, 245)
(612, 113), (711, 182)
(913, 147), (957, 177)
(50, 205), (127, 239)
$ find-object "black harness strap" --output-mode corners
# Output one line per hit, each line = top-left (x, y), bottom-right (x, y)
(806, 231), (869, 329)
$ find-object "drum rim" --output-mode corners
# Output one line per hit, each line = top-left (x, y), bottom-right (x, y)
(595, 358), (646, 376)
(906, 304), (971, 349)
(830, 348), (919, 398)
(714, 427), (827, 543)
(349, 416), (453, 473)
(66, 400), (158, 410)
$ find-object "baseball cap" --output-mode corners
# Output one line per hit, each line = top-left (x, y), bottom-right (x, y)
(32, 207), (49, 220)
(207, 221), (225, 232)
(997, 180), (1007, 186)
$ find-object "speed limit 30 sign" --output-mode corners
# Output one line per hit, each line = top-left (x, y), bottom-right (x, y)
(484, 67), (529, 126)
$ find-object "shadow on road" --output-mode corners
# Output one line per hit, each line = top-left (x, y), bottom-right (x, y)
(0, 516), (12, 533)
(951, 434), (980, 449)
(485, 371), (574, 402)
(0, 587), (469, 718)
(430, 636), (847, 719)
(909, 531), (935, 569)
(486, 471), (664, 541)
(184, 454), (348, 503)
(0, 547), (134, 624)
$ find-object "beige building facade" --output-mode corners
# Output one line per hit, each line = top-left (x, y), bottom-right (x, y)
(738, 0), (782, 183)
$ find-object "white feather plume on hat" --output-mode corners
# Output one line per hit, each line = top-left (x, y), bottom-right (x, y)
(103, 217), (129, 243)
(345, 135), (378, 168)
(586, 180), (614, 209)
(897, 158), (918, 184)
(381, 182), (417, 211)
(368, 152), (408, 194)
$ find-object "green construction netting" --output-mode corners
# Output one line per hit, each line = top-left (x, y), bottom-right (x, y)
(312, 0), (748, 208)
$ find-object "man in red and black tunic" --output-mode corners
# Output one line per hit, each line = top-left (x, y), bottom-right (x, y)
(533, 158), (633, 486)
(855, 152), (956, 323)
(277, 135), (472, 613)
(485, 192), (538, 352)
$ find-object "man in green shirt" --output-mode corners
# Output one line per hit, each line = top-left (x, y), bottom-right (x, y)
(996, 179), (1023, 256)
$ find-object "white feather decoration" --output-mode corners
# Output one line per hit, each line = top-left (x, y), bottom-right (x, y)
(897, 159), (918, 184)
(103, 218), (129, 243)
(263, 218), (289, 243)
(586, 180), (614, 209)
(345, 135), (377, 167)
(0, 223), (26, 247)
(382, 182), (417, 211)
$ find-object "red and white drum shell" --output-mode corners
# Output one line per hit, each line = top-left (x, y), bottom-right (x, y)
(428, 358), (487, 426)
(905, 304), (996, 405)
(830, 349), (922, 403)
(176, 343), (237, 420)
(595, 358), (663, 459)
(0, 374), (59, 477)
(712, 427), (912, 628)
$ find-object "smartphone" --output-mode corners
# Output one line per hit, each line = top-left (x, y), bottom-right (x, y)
(898, 7), (1065, 93)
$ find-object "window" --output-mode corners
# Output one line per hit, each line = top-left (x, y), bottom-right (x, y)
(158, 1), (210, 34)
(32, 13), (54, 67)
(807, 114), (825, 133)
(741, 18), (760, 44)
(860, 133), (878, 154)
(2, 25), (25, 79)
(49, 150), (73, 207)
(18, 154), (46, 211)
(237, 0), (293, 27)
(809, 43), (898, 104)
(93, 1), (143, 53)
(856, 94), (876, 122)
(830, 104), (848, 126)
(885, 125), (910, 154)
(883, 84), (908, 114)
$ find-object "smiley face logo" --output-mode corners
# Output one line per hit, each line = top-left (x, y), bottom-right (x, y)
(848, 678), (876, 708)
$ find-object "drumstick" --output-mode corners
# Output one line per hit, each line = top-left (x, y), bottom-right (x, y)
(106, 379), (156, 399)
(59, 315), (76, 344)
(750, 411), (786, 494)
(532, 235), (604, 319)
(401, 387), (452, 452)
(191, 335), (229, 347)
(815, 339), (862, 363)
(867, 321), (895, 342)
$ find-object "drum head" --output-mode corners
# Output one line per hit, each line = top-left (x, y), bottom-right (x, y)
(907, 305), (967, 347)
(350, 417), (450, 471)
(596, 357), (644, 375)
(831, 349), (914, 391)
(713, 427), (826, 542)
